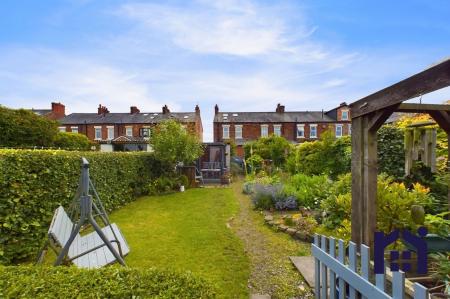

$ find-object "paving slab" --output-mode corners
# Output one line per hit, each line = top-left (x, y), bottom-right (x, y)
(290, 256), (315, 288)
(250, 294), (271, 299)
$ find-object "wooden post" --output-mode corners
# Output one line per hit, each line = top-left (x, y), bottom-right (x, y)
(448, 133), (450, 213)
(351, 116), (363, 247)
(351, 115), (378, 248)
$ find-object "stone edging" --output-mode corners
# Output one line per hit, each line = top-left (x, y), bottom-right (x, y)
(263, 214), (313, 243)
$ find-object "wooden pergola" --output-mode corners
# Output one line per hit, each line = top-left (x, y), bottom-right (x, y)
(349, 58), (450, 248)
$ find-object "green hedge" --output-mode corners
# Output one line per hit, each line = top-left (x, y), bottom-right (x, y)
(0, 149), (162, 264)
(0, 266), (216, 298)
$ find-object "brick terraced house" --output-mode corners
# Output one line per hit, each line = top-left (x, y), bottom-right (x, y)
(59, 104), (203, 151)
(213, 102), (351, 157)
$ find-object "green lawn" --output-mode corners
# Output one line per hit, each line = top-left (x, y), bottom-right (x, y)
(110, 188), (250, 298)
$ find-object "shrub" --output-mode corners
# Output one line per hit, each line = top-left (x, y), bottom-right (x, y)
(0, 266), (216, 298)
(320, 174), (434, 234)
(53, 132), (92, 150)
(286, 131), (350, 179)
(244, 135), (291, 168)
(0, 149), (160, 264)
(0, 106), (59, 147)
(377, 125), (405, 178)
(274, 195), (298, 210)
(294, 215), (318, 237)
(283, 174), (332, 209)
(251, 184), (283, 210)
(242, 181), (254, 194)
(177, 174), (189, 188)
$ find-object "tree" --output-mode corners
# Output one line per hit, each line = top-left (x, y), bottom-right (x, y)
(377, 125), (405, 178)
(53, 132), (92, 150)
(243, 135), (291, 167)
(150, 120), (204, 168)
(0, 105), (59, 147)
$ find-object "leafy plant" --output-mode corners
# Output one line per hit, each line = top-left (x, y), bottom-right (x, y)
(286, 131), (351, 179)
(0, 266), (216, 298)
(0, 105), (59, 147)
(377, 125), (405, 178)
(150, 120), (204, 169)
(274, 195), (298, 210)
(53, 132), (93, 150)
(424, 212), (450, 236)
(251, 183), (283, 210)
(244, 135), (291, 168)
(283, 174), (331, 209)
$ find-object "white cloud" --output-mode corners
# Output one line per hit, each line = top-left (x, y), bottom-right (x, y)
(0, 48), (179, 114)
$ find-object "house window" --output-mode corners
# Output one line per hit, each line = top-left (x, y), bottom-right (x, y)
(58, 127), (66, 132)
(341, 110), (349, 120)
(126, 126), (133, 137)
(335, 124), (343, 138)
(348, 124), (352, 135)
(235, 125), (242, 139)
(261, 124), (268, 137)
(70, 126), (78, 133)
(140, 128), (151, 138)
(310, 124), (318, 138)
(94, 127), (102, 140)
(297, 124), (305, 138)
(107, 126), (114, 140)
(222, 125), (230, 139)
(274, 124), (281, 136)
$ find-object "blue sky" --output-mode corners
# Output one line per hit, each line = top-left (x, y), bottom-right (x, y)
(1, 0), (449, 141)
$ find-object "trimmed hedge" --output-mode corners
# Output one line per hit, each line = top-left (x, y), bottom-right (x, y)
(0, 149), (162, 264)
(0, 266), (216, 298)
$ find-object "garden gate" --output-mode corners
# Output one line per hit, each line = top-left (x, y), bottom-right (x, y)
(312, 234), (428, 299)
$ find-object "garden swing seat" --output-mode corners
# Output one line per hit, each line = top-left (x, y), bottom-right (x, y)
(39, 157), (130, 269)
(48, 206), (129, 269)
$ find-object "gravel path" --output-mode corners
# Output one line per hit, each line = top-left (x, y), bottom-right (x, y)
(229, 181), (314, 299)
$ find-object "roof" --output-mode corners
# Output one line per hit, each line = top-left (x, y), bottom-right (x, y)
(32, 109), (51, 116)
(98, 136), (148, 144)
(213, 111), (336, 123)
(61, 112), (197, 125)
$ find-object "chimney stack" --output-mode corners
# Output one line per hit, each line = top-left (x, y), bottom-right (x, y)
(276, 103), (285, 113)
(130, 106), (140, 114)
(214, 104), (219, 115)
(51, 102), (65, 119)
(340, 102), (347, 107)
(162, 105), (170, 114)
(195, 104), (200, 116)
(97, 104), (109, 115)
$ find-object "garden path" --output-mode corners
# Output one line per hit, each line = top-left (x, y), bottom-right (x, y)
(229, 180), (314, 299)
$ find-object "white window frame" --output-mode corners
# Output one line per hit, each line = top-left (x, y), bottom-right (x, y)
(348, 124), (352, 135)
(310, 124), (318, 139)
(125, 126), (133, 137)
(141, 127), (151, 139)
(107, 126), (114, 140)
(261, 124), (269, 137)
(273, 124), (281, 137)
(235, 125), (243, 139)
(335, 124), (343, 138)
(94, 126), (102, 140)
(296, 124), (305, 138)
(341, 110), (349, 121)
(222, 125), (230, 139)
(58, 126), (66, 132)
(70, 126), (78, 133)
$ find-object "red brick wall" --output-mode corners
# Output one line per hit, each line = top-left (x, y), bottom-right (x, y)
(214, 121), (351, 158)
(62, 121), (201, 142)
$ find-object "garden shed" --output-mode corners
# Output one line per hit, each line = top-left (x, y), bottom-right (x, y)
(349, 58), (450, 247)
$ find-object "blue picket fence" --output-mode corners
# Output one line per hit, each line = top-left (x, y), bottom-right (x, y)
(312, 234), (428, 299)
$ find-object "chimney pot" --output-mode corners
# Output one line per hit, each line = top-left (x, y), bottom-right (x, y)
(214, 104), (219, 115)
(276, 103), (285, 113)
(130, 106), (140, 114)
(195, 105), (200, 115)
(98, 104), (109, 115)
